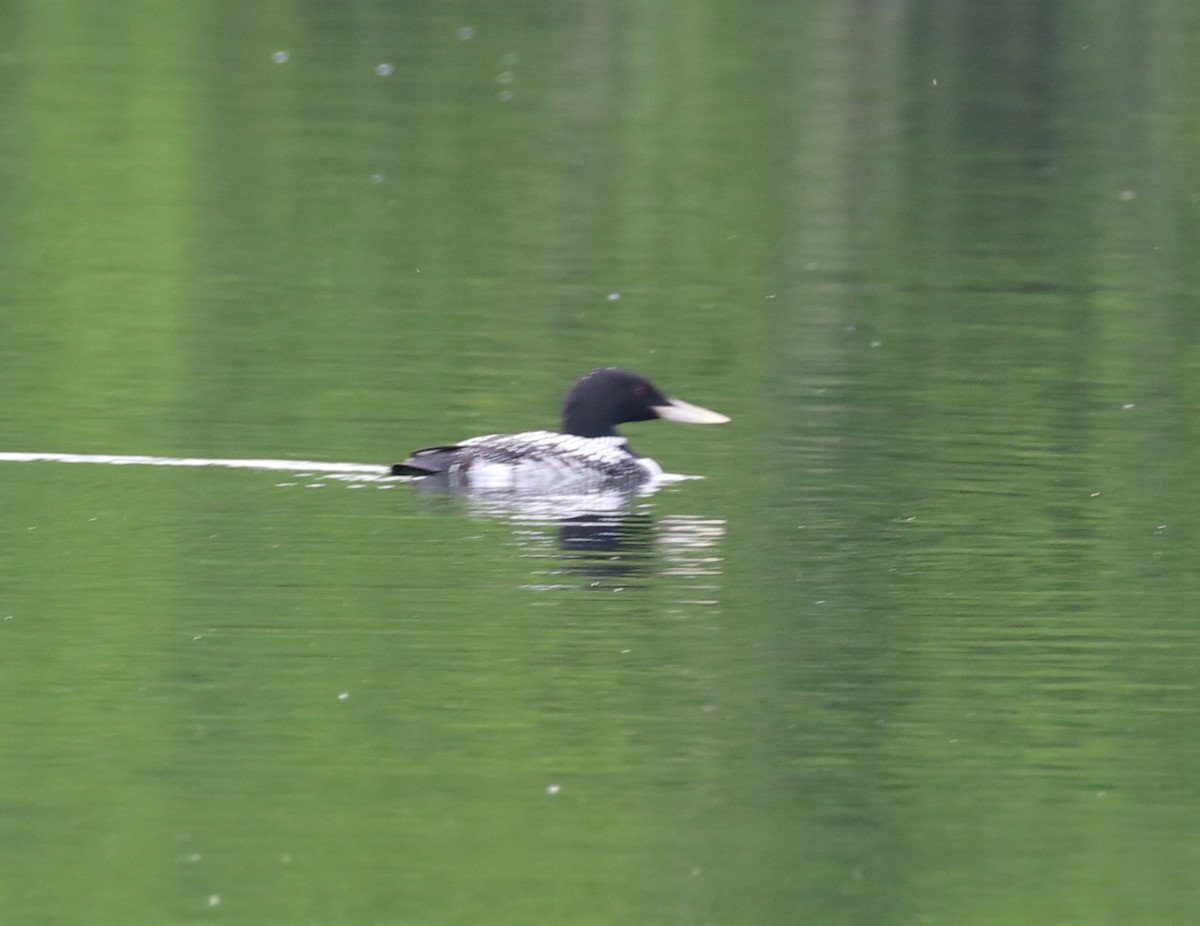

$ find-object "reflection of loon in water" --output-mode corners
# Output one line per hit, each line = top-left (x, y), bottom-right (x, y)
(410, 474), (661, 585)
(516, 511), (726, 593)
(553, 512), (658, 585)
(410, 472), (726, 591)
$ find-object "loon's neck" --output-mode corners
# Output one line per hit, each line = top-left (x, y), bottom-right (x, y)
(561, 413), (621, 439)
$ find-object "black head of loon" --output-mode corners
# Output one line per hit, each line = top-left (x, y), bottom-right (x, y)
(561, 367), (729, 437)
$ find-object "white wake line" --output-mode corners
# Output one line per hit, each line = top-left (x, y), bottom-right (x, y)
(0, 451), (393, 476)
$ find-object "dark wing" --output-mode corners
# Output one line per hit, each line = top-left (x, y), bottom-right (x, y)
(390, 444), (468, 476)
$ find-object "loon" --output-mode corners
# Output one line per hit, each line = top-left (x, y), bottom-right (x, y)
(392, 368), (729, 491)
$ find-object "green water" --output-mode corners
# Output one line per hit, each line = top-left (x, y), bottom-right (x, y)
(4, 2), (1200, 924)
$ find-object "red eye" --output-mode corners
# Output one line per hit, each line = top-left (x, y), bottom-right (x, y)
(632, 386), (646, 397)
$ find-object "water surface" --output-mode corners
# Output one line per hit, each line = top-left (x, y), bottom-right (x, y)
(3, 2), (1200, 924)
